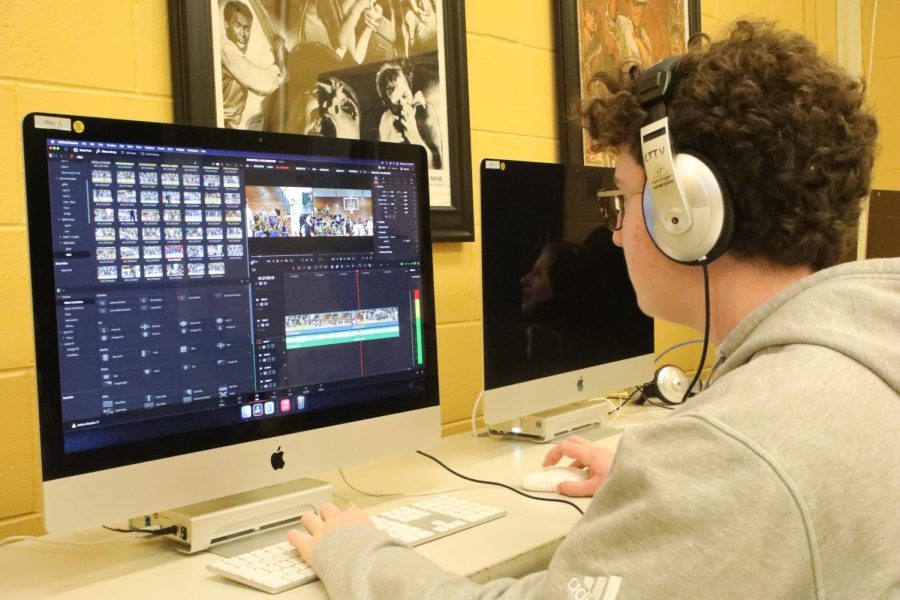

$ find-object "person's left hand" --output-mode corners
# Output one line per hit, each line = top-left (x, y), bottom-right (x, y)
(288, 503), (376, 564)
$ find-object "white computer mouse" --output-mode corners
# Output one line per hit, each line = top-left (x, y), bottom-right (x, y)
(521, 466), (589, 492)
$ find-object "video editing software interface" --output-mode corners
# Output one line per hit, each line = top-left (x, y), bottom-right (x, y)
(45, 136), (427, 453)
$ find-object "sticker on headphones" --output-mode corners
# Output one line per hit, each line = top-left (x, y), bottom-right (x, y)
(640, 117), (691, 234)
(34, 115), (72, 131)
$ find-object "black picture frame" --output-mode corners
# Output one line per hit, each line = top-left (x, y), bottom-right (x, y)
(168, 0), (474, 242)
(556, 0), (701, 167)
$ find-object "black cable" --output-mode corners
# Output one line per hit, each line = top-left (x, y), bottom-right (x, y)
(629, 381), (655, 407)
(619, 386), (641, 410)
(415, 450), (585, 516)
(682, 262), (711, 402)
(102, 525), (179, 537)
(637, 384), (675, 410)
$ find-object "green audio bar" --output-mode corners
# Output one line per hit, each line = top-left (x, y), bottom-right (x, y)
(414, 290), (423, 364)
(286, 326), (400, 350)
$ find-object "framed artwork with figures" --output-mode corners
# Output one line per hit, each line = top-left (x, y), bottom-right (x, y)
(556, 0), (701, 167)
(169, 0), (474, 241)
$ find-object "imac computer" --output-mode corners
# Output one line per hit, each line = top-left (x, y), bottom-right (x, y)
(480, 159), (654, 441)
(22, 113), (439, 543)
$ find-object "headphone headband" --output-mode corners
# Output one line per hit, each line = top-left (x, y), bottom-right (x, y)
(636, 56), (680, 120)
(636, 56), (733, 265)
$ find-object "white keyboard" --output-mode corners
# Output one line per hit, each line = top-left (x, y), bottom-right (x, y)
(207, 495), (506, 594)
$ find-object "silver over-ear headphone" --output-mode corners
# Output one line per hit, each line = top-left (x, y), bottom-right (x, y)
(641, 364), (700, 405)
(636, 56), (734, 264)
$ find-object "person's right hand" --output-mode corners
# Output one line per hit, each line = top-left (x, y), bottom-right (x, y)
(364, 3), (383, 31)
(398, 102), (422, 143)
(542, 435), (615, 497)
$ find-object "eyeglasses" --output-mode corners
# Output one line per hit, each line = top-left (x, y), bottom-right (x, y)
(595, 188), (642, 231)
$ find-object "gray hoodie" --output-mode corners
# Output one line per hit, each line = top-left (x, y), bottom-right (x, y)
(310, 257), (900, 599)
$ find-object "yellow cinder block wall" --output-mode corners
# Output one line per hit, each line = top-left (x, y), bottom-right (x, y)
(1, 0), (896, 539)
(0, 0), (173, 539)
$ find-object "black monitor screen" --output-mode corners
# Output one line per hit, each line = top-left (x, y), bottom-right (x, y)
(481, 159), (653, 390)
(24, 114), (437, 479)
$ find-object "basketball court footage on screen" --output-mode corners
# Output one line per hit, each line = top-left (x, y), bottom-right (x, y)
(245, 185), (374, 238)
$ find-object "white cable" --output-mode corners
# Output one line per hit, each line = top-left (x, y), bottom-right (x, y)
(603, 397), (621, 425)
(470, 389), (485, 437)
(866, 0), (879, 91)
(470, 389), (507, 439)
(655, 339), (704, 363)
(605, 388), (641, 425)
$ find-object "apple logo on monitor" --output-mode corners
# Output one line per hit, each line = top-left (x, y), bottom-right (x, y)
(270, 446), (285, 470)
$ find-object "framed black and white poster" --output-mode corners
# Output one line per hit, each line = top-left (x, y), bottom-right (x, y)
(168, 0), (474, 241)
(556, 0), (701, 167)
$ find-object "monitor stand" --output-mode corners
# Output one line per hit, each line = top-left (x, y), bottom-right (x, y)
(487, 399), (614, 443)
(131, 478), (332, 554)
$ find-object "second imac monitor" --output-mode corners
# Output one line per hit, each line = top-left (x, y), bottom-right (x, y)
(480, 159), (653, 441)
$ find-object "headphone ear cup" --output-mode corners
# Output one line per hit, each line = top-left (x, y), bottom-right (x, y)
(639, 380), (659, 404)
(642, 152), (734, 264)
(653, 364), (692, 405)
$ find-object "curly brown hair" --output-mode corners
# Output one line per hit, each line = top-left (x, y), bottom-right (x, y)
(581, 20), (878, 270)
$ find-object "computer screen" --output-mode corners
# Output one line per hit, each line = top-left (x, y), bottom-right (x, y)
(480, 159), (653, 429)
(23, 113), (439, 533)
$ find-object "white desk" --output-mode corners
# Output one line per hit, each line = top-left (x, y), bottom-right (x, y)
(0, 405), (666, 599)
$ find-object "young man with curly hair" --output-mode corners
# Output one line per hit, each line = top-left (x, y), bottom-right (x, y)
(286, 20), (900, 598)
